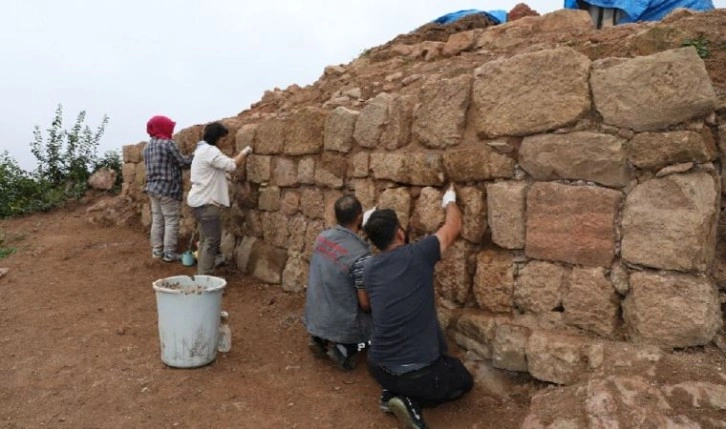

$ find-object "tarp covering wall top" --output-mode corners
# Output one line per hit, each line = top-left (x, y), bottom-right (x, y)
(432, 9), (508, 25)
(563, 0), (714, 23)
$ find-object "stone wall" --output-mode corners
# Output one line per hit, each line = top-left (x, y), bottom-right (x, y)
(121, 36), (726, 385)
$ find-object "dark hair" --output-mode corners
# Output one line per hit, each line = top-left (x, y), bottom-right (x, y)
(203, 122), (229, 146)
(334, 195), (362, 227)
(363, 209), (399, 250)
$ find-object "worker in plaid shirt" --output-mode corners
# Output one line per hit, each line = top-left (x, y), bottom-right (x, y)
(143, 115), (192, 262)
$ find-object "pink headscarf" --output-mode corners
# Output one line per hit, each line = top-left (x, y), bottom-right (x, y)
(146, 115), (176, 139)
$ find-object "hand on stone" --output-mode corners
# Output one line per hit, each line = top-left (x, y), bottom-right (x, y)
(241, 146), (253, 156)
(362, 206), (377, 227)
(442, 184), (456, 208)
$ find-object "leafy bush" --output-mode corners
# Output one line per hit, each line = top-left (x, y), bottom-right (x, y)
(0, 104), (117, 218)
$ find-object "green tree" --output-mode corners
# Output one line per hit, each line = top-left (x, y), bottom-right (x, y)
(30, 104), (110, 199)
(0, 105), (117, 218)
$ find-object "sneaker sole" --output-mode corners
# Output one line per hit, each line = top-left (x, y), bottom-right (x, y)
(388, 397), (424, 429)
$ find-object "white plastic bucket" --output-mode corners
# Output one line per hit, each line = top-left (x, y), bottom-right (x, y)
(152, 275), (226, 368)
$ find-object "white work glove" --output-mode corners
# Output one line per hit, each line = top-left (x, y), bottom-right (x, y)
(241, 146), (253, 156)
(362, 206), (377, 227)
(441, 185), (456, 208)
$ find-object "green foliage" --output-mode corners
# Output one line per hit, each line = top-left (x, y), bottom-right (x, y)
(0, 230), (17, 260)
(0, 104), (117, 218)
(682, 36), (709, 58)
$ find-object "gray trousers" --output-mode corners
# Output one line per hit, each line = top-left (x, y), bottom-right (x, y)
(192, 204), (221, 275)
(149, 194), (180, 254)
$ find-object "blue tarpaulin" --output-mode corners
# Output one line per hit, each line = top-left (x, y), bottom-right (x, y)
(563, 0), (714, 23)
(433, 9), (508, 25)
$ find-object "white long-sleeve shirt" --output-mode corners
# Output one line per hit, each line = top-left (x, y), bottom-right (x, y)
(187, 142), (237, 208)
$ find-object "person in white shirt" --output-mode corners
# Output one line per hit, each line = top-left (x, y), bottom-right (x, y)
(187, 122), (252, 274)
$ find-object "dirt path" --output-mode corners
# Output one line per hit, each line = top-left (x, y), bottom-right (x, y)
(0, 204), (529, 429)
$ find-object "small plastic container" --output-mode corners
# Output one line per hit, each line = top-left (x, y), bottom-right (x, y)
(217, 311), (231, 353)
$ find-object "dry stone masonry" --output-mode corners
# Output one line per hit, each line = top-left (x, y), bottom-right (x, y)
(121, 10), (726, 402)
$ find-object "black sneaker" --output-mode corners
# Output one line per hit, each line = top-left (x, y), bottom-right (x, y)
(387, 396), (427, 429)
(379, 389), (394, 413)
(307, 336), (328, 359)
(326, 344), (358, 371)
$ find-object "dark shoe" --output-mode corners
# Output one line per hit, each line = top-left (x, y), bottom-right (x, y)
(379, 389), (394, 413)
(326, 344), (358, 371)
(162, 252), (180, 263)
(387, 396), (427, 429)
(307, 336), (328, 359)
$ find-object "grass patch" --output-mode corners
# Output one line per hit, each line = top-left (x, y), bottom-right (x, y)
(682, 36), (709, 58)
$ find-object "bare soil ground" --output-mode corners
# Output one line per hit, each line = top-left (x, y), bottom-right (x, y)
(0, 202), (532, 429)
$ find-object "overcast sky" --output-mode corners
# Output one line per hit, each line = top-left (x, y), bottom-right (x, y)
(1, 1), (723, 170)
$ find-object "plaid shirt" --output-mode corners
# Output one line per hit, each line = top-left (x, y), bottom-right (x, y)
(143, 138), (192, 201)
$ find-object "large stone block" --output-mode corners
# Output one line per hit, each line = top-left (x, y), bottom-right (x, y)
(519, 132), (630, 187)
(526, 331), (595, 385)
(324, 107), (358, 153)
(300, 188), (325, 219)
(281, 255), (309, 293)
(473, 250), (514, 313)
(456, 311), (504, 345)
(514, 260), (568, 314)
(258, 186), (281, 211)
(459, 186), (487, 244)
(287, 215), (307, 253)
(491, 324), (530, 372)
(297, 157), (315, 184)
(280, 190), (300, 216)
(378, 187), (412, 229)
(246, 155), (272, 184)
(370, 152), (445, 186)
(487, 181), (528, 249)
(304, 219), (325, 261)
(262, 211), (289, 249)
(381, 96), (414, 150)
(472, 47), (591, 138)
(621, 172), (718, 272)
(123, 142), (145, 163)
(323, 190), (344, 228)
(563, 267), (620, 337)
(477, 9), (593, 52)
(526, 183), (621, 267)
(591, 47), (717, 131)
(234, 236), (258, 274)
(348, 152), (369, 178)
(353, 92), (392, 149)
(248, 241), (288, 284)
(352, 179), (376, 209)
(273, 157), (298, 187)
(235, 124), (257, 153)
(629, 129), (717, 170)
(410, 187), (444, 234)
(435, 240), (473, 306)
(412, 75), (471, 149)
(315, 152), (346, 189)
(623, 271), (722, 348)
(242, 209), (263, 238)
(122, 163), (136, 185)
(442, 145), (515, 182)
(255, 117), (285, 155)
(284, 107), (326, 155)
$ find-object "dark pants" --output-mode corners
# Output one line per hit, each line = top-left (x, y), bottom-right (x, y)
(192, 204), (221, 275)
(368, 355), (474, 408)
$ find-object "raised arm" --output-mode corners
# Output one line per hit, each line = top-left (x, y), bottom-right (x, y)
(434, 185), (462, 255)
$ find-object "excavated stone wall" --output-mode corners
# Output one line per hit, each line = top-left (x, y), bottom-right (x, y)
(120, 10), (726, 386)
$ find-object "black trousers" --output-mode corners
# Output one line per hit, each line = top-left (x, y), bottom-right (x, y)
(368, 354), (474, 408)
